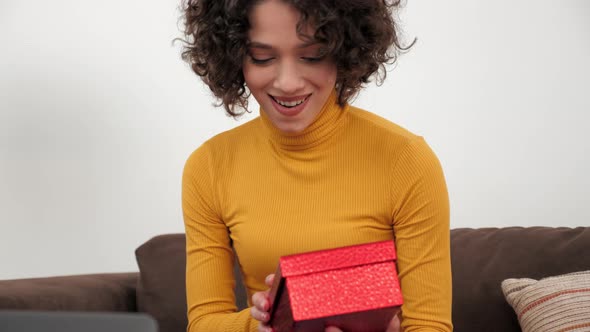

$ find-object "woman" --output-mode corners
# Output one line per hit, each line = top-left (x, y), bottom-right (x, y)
(180, 0), (452, 331)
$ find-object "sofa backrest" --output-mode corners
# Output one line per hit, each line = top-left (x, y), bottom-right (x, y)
(134, 234), (247, 332)
(135, 234), (187, 332)
(451, 227), (590, 332)
(135, 227), (590, 332)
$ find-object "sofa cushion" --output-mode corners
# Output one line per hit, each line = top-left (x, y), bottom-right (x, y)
(501, 270), (590, 332)
(0, 273), (138, 311)
(450, 227), (590, 332)
(135, 233), (248, 332)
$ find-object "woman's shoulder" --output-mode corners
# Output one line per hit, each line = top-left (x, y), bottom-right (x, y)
(347, 105), (421, 144)
(206, 116), (261, 147)
(346, 106), (443, 177)
(184, 117), (261, 165)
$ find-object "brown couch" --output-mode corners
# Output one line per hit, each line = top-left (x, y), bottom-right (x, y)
(1, 227), (589, 332)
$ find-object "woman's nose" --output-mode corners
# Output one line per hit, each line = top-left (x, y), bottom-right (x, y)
(272, 60), (305, 94)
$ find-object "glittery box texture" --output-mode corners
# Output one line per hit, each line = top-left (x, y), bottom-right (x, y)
(268, 240), (403, 332)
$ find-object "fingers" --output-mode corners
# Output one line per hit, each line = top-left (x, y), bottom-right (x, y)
(251, 305), (270, 322)
(257, 323), (273, 332)
(385, 312), (401, 332)
(251, 290), (271, 324)
(252, 274), (276, 331)
(265, 274), (275, 287)
(252, 290), (270, 311)
(326, 315), (398, 332)
(250, 299), (270, 323)
(325, 327), (343, 332)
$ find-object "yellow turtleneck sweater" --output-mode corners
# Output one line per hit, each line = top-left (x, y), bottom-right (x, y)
(182, 92), (452, 332)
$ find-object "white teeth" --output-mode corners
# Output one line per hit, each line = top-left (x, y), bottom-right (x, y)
(275, 97), (306, 107)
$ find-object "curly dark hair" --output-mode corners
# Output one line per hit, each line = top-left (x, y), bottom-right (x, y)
(179, 0), (413, 117)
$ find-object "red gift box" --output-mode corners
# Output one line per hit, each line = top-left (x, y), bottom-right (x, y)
(268, 240), (403, 332)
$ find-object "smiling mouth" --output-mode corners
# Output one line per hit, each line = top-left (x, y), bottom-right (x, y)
(270, 94), (311, 108)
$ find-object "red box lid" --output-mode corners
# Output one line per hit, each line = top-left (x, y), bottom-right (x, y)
(279, 240), (397, 277)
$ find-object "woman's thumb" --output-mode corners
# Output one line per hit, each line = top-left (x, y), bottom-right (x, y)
(325, 326), (343, 332)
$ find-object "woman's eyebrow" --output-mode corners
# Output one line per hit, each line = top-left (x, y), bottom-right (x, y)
(247, 40), (320, 49)
(247, 41), (273, 49)
(296, 40), (320, 49)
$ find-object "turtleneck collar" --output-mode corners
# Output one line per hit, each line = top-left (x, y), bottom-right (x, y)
(259, 90), (349, 151)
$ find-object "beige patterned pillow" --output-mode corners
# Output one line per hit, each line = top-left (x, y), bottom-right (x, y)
(501, 270), (590, 332)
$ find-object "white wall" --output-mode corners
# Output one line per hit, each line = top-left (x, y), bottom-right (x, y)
(1, 0), (588, 279)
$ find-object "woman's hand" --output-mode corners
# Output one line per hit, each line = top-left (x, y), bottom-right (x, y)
(251, 274), (275, 332)
(325, 312), (401, 332)
(252, 274), (400, 332)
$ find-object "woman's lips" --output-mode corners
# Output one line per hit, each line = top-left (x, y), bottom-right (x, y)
(269, 94), (311, 117)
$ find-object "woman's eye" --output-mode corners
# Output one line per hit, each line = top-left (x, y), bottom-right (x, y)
(301, 56), (323, 63)
(250, 56), (273, 64)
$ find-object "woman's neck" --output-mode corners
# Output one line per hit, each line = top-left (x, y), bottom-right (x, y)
(259, 91), (349, 151)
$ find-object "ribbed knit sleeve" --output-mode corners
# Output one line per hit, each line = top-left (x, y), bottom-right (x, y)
(390, 137), (453, 332)
(182, 143), (258, 332)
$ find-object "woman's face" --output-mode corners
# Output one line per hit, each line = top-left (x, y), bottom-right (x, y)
(243, 0), (337, 134)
